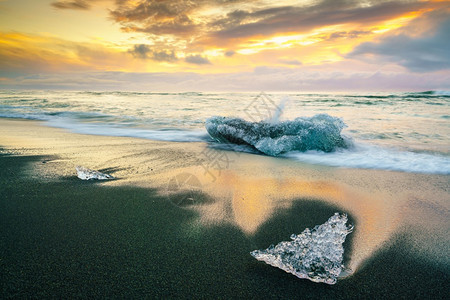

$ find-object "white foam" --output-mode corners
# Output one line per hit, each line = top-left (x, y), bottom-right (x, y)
(433, 90), (450, 96)
(45, 118), (208, 142)
(285, 143), (450, 175)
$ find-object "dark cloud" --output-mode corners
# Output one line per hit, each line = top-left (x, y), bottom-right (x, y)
(124, 15), (196, 36)
(213, 1), (425, 39)
(129, 44), (178, 62)
(112, 1), (199, 36)
(53, 0), (430, 47)
(326, 30), (372, 40)
(152, 50), (178, 62)
(210, 8), (261, 29)
(51, 0), (91, 10)
(185, 55), (211, 65)
(129, 44), (151, 59)
(278, 59), (302, 66)
(224, 50), (235, 57)
(348, 11), (450, 72)
(111, 1), (195, 22)
(111, 0), (249, 22)
(47, 0), (448, 71)
(111, 1), (426, 40)
(111, 0), (213, 36)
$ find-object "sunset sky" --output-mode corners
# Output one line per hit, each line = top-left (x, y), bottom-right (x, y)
(0, 0), (449, 91)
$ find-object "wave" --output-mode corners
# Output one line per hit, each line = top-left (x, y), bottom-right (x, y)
(403, 91), (450, 98)
(205, 113), (450, 174)
(205, 114), (349, 156)
(78, 91), (206, 97)
(413, 90), (450, 96)
(45, 118), (208, 142)
(285, 144), (450, 175)
(0, 110), (54, 121)
(342, 91), (450, 100)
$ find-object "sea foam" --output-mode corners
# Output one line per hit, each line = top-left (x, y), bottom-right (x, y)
(285, 143), (450, 175)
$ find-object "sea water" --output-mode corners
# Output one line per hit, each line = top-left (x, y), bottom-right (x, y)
(1, 90), (449, 174)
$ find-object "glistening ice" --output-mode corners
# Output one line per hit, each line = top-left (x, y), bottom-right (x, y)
(251, 213), (353, 285)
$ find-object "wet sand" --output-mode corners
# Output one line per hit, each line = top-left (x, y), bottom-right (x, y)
(0, 118), (449, 298)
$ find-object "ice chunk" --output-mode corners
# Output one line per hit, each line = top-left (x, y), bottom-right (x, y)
(250, 213), (353, 285)
(205, 114), (348, 156)
(75, 166), (114, 180)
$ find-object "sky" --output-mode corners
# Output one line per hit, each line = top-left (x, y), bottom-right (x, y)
(0, 0), (449, 91)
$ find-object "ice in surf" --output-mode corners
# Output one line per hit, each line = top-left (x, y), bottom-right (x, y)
(206, 114), (349, 156)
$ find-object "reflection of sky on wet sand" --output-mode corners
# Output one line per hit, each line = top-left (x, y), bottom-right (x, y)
(141, 144), (448, 273)
(193, 170), (396, 272)
(1, 120), (447, 276)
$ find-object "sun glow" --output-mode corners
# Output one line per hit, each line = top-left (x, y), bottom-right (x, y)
(0, 0), (447, 86)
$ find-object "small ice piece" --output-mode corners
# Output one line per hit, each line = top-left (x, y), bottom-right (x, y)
(250, 213), (353, 285)
(75, 166), (114, 180)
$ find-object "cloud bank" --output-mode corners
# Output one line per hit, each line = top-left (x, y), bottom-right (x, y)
(2, 68), (449, 92)
(348, 9), (450, 72)
(2, 0), (448, 92)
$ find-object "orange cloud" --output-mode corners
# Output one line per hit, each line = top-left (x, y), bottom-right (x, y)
(0, 32), (135, 74)
(1, 0), (448, 78)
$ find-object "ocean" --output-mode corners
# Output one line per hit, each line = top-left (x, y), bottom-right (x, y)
(1, 89), (449, 174)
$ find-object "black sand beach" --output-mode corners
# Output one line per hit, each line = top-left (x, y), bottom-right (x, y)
(1, 119), (449, 299)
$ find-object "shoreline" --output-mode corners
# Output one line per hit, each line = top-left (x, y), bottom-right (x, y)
(1, 117), (449, 298)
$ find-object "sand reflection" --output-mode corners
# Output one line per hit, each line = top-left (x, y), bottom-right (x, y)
(158, 166), (397, 273)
